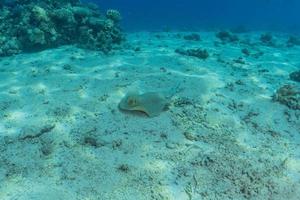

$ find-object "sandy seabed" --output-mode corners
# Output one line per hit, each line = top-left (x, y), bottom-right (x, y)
(0, 31), (299, 200)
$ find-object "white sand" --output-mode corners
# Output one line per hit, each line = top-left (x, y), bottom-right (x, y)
(0, 31), (299, 200)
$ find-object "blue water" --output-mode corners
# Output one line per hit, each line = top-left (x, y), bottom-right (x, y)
(85, 0), (300, 32)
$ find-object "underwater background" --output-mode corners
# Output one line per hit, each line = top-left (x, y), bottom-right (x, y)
(0, 0), (300, 200)
(88, 0), (300, 32)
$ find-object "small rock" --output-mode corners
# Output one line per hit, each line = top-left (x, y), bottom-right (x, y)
(40, 124), (55, 134)
(41, 143), (53, 156)
(175, 48), (209, 60)
(117, 164), (130, 173)
(235, 80), (244, 85)
(184, 132), (199, 141)
(84, 136), (98, 147)
(183, 33), (201, 41)
(289, 70), (300, 82)
(63, 64), (73, 71)
(166, 142), (177, 149)
(160, 133), (168, 139)
(241, 48), (250, 56)
(233, 57), (246, 64)
(173, 97), (194, 107)
(112, 139), (122, 149)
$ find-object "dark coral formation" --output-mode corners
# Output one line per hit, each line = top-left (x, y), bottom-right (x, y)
(175, 48), (209, 60)
(289, 70), (300, 82)
(260, 33), (275, 46)
(183, 33), (201, 41)
(233, 57), (246, 65)
(287, 36), (300, 47)
(241, 48), (250, 56)
(273, 85), (300, 110)
(0, 0), (123, 56)
(216, 31), (239, 43)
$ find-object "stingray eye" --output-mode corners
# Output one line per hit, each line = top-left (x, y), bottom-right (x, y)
(128, 98), (136, 106)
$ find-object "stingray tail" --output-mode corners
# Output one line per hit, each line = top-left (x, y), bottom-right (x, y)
(166, 82), (183, 99)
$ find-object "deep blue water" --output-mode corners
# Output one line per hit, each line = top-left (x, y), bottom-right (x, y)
(85, 0), (300, 32)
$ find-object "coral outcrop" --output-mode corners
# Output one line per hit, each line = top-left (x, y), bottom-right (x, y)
(273, 85), (300, 110)
(175, 48), (209, 60)
(216, 31), (239, 43)
(260, 33), (275, 46)
(0, 0), (123, 56)
(287, 36), (300, 47)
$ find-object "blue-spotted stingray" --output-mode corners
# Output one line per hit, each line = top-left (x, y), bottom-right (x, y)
(119, 85), (181, 117)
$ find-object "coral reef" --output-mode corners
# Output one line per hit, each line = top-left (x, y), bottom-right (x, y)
(273, 85), (300, 110)
(0, 0), (123, 56)
(175, 48), (209, 60)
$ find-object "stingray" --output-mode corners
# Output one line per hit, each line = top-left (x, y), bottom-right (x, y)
(119, 90), (173, 117)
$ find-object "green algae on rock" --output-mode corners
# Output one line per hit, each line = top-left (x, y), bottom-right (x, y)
(0, 0), (123, 56)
